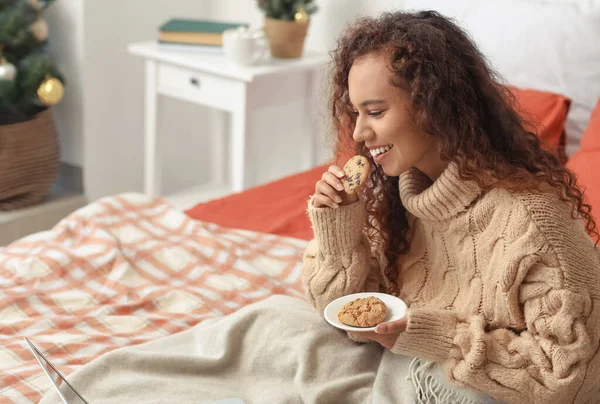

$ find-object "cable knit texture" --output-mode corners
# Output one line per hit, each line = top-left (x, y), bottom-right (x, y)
(301, 163), (600, 403)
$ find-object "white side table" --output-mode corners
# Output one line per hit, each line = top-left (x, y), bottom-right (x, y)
(127, 41), (329, 197)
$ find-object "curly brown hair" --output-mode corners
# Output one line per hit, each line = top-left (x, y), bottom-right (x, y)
(330, 10), (597, 294)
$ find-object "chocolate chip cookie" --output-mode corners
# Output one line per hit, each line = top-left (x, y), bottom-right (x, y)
(342, 155), (371, 195)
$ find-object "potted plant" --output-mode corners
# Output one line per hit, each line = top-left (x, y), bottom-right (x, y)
(257, 0), (318, 59)
(0, 0), (65, 210)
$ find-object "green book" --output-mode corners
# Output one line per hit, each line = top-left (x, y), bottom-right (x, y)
(160, 18), (248, 34)
(158, 19), (249, 46)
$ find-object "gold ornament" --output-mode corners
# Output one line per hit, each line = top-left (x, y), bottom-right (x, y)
(37, 76), (64, 105)
(294, 6), (309, 23)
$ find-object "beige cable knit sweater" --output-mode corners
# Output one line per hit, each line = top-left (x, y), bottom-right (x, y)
(301, 163), (600, 403)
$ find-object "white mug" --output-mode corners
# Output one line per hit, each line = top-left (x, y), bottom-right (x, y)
(223, 27), (269, 66)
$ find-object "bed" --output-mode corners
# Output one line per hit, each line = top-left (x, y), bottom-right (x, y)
(2, 1), (600, 402)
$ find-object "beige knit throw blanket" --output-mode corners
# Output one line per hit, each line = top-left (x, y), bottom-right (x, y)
(39, 295), (494, 404)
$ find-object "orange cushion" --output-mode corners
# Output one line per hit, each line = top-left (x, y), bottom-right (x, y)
(577, 98), (600, 152)
(509, 86), (571, 159)
(567, 98), (600, 242)
(185, 165), (326, 240)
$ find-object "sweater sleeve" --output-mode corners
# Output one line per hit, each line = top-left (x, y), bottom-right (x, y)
(301, 199), (382, 316)
(391, 230), (600, 403)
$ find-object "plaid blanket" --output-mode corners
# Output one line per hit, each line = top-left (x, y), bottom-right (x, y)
(0, 194), (307, 403)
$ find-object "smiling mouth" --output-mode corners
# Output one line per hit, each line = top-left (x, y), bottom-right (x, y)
(369, 144), (393, 158)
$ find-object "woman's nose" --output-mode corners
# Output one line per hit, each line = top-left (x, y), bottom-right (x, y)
(352, 118), (374, 143)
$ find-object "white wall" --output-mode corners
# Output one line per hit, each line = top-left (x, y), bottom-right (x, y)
(45, 0), (84, 167)
(46, 1), (213, 200)
(210, 0), (407, 52)
(82, 0), (217, 199)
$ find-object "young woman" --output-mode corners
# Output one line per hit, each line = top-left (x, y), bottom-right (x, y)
(301, 10), (600, 403)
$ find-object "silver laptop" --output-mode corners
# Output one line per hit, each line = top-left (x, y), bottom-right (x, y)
(24, 337), (245, 404)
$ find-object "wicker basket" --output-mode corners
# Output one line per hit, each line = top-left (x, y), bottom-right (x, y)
(0, 109), (60, 211)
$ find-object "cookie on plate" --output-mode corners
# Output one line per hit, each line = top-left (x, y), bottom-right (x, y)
(337, 296), (387, 327)
(342, 155), (371, 195)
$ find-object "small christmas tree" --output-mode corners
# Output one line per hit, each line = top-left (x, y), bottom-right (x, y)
(0, 0), (64, 125)
(257, 0), (318, 22)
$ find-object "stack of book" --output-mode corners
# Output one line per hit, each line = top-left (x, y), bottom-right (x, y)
(158, 18), (248, 53)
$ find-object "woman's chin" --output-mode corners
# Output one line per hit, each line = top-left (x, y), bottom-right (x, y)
(381, 163), (408, 177)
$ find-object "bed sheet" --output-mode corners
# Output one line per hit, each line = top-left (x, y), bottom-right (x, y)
(0, 194), (307, 403)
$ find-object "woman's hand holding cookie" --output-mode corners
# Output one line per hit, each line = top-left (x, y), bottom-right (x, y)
(313, 156), (371, 208)
(313, 165), (359, 208)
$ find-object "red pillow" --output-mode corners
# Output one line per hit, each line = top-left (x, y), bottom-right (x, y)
(576, 98), (600, 152)
(567, 98), (600, 242)
(334, 86), (571, 165)
(508, 86), (571, 160)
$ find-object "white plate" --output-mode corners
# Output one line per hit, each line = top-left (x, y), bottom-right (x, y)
(323, 292), (407, 332)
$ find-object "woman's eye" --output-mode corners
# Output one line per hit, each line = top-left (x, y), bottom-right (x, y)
(351, 110), (383, 117)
